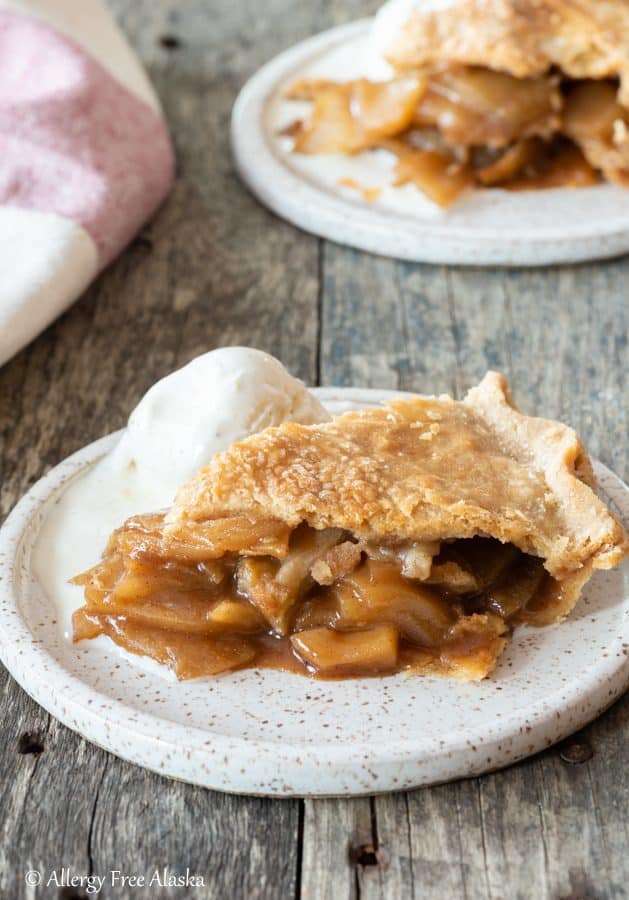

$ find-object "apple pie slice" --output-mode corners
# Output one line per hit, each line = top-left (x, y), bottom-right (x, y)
(72, 373), (628, 681)
(283, 0), (629, 205)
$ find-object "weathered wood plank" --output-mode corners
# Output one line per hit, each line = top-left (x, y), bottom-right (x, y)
(502, 262), (628, 477)
(301, 799), (374, 900)
(0, 0), (330, 896)
(317, 248), (629, 900)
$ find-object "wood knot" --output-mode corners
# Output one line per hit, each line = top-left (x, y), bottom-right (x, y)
(349, 843), (389, 869)
(17, 732), (45, 755)
(159, 34), (181, 50)
(559, 740), (593, 765)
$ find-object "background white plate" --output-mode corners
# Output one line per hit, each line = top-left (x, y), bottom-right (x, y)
(0, 388), (628, 797)
(232, 20), (629, 266)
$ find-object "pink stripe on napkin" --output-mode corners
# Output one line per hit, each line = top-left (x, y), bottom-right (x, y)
(0, 10), (174, 267)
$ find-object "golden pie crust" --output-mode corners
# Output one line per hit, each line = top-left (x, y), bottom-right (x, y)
(167, 372), (627, 583)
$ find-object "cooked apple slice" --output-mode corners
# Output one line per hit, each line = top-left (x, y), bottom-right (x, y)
(415, 67), (561, 148)
(563, 81), (623, 143)
(276, 526), (346, 592)
(291, 624), (399, 675)
(208, 600), (267, 632)
(395, 150), (474, 206)
(562, 81), (629, 184)
(476, 139), (544, 185)
(109, 511), (291, 563)
(337, 559), (456, 647)
(236, 528), (349, 634)
(73, 615), (257, 678)
(293, 77), (427, 154)
(73, 589), (217, 634)
(236, 558), (291, 633)
(486, 555), (545, 619)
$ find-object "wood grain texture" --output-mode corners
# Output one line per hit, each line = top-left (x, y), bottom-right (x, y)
(0, 0), (627, 898)
(0, 0), (327, 897)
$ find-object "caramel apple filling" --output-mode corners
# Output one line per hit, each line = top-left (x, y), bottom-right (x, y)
(284, 66), (629, 205)
(72, 512), (579, 681)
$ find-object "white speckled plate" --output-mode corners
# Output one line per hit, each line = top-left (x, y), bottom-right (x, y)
(231, 20), (629, 266)
(0, 388), (628, 797)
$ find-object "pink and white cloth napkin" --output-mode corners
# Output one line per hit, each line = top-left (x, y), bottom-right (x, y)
(0, 0), (175, 366)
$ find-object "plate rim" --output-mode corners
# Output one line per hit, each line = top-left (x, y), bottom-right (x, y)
(0, 385), (627, 795)
(231, 19), (629, 266)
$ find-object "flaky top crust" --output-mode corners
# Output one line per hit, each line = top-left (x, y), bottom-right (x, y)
(166, 372), (628, 580)
(384, 0), (629, 108)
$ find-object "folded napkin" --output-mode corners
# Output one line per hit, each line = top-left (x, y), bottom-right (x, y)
(0, 0), (175, 366)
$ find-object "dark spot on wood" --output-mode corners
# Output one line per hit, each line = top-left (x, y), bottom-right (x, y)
(159, 34), (181, 50)
(17, 732), (45, 755)
(349, 843), (389, 869)
(559, 740), (593, 765)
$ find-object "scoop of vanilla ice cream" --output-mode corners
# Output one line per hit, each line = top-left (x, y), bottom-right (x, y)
(33, 347), (329, 640)
(111, 347), (329, 506)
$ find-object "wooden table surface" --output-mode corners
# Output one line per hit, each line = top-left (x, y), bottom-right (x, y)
(1, 2), (628, 898)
